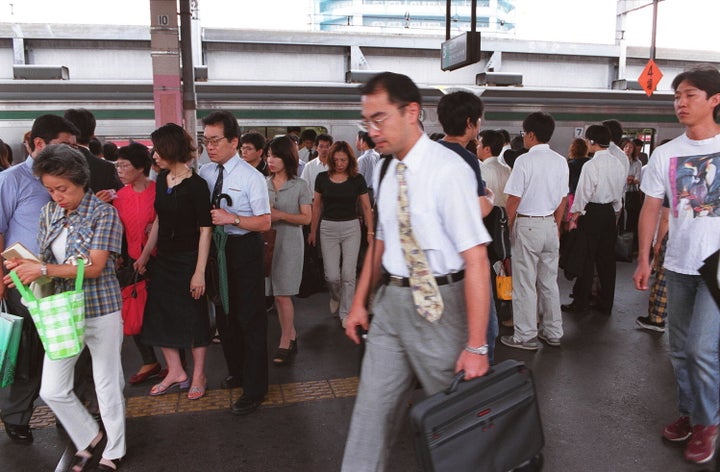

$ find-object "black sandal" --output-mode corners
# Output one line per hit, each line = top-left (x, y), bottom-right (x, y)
(71, 451), (94, 472)
(272, 348), (292, 365)
(95, 458), (121, 471)
(71, 433), (103, 472)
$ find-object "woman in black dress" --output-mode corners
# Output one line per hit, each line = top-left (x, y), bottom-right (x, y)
(135, 124), (213, 401)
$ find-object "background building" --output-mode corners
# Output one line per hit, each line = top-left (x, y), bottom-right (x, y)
(314, 0), (516, 36)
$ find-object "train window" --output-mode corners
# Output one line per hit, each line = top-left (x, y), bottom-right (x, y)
(623, 128), (655, 157)
(238, 126), (328, 141)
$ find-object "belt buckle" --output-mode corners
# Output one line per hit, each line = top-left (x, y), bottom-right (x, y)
(388, 275), (404, 286)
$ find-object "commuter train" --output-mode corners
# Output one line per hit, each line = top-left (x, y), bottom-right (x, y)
(0, 80), (683, 159)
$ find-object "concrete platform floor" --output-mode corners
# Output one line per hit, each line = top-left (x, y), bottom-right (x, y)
(1, 261), (718, 471)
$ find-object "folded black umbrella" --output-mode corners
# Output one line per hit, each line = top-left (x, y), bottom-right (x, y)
(698, 249), (720, 310)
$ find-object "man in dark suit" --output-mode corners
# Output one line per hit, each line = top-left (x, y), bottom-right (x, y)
(64, 109), (122, 200)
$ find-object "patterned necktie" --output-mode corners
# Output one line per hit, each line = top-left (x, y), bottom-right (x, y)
(212, 164), (224, 205)
(396, 162), (444, 321)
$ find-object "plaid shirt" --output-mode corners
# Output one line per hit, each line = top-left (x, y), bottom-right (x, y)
(38, 192), (123, 319)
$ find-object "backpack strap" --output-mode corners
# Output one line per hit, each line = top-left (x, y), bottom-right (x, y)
(372, 155), (394, 235)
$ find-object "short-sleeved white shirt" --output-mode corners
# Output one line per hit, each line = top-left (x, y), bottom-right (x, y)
(641, 132), (720, 275)
(480, 156), (511, 208)
(374, 134), (490, 276)
(503, 144), (569, 216)
(299, 157), (328, 194)
(570, 150), (626, 214)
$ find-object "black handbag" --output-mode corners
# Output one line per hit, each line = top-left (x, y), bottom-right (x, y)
(483, 206), (511, 263)
(410, 360), (544, 472)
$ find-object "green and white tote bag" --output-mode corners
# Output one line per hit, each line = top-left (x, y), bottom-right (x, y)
(10, 259), (85, 360)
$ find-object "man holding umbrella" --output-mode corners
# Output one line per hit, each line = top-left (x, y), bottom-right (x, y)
(198, 111), (271, 416)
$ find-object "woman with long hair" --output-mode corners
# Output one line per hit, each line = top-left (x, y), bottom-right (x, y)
(308, 141), (373, 328)
(135, 123), (212, 401)
(266, 136), (312, 365)
(622, 139), (644, 246)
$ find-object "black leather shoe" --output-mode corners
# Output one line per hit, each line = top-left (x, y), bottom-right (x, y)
(221, 375), (243, 389)
(3, 422), (33, 444)
(561, 303), (589, 313)
(231, 396), (263, 416)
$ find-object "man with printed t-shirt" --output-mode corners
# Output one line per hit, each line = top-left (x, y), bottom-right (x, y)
(634, 66), (720, 465)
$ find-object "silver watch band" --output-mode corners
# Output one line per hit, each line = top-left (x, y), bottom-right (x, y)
(464, 344), (489, 355)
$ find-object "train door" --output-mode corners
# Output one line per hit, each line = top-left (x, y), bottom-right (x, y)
(624, 127), (656, 158)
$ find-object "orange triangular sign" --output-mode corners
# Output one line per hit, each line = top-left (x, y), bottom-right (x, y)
(638, 59), (663, 97)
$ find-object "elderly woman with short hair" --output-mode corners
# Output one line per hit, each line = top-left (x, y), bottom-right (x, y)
(4, 143), (125, 471)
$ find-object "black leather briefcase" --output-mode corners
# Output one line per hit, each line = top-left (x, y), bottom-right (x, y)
(410, 360), (544, 472)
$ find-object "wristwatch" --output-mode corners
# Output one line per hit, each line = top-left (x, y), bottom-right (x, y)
(233, 217), (241, 226)
(40, 263), (48, 277)
(464, 344), (489, 356)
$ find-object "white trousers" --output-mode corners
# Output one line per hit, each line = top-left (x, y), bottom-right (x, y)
(40, 311), (126, 460)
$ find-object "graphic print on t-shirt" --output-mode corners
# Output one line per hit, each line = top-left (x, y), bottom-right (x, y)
(669, 152), (720, 218)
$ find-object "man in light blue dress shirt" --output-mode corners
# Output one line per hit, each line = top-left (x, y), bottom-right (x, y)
(198, 110), (271, 416)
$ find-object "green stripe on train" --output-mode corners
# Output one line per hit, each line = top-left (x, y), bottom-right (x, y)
(0, 109), (678, 123)
(0, 109), (361, 120)
(484, 111), (679, 123)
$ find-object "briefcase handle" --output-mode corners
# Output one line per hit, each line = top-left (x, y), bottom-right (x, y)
(446, 368), (496, 395)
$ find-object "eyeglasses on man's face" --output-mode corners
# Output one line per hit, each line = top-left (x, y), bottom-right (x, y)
(358, 104), (408, 132)
(240, 145), (257, 153)
(200, 136), (228, 147)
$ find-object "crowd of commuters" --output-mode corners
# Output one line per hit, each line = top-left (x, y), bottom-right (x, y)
(0, 65), (719, 469)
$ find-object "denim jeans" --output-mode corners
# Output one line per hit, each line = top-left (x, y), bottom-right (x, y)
(665, 270), (720, 426)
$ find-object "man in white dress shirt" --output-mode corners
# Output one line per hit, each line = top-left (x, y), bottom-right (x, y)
(299, 133), (332, 193)
(501, 112), (568, 350)
(603, 119), (630, 178)
(564, 125), (626, 314)
(478, 129), (511, 208)
(355, 131), (380, 202)
(341, 72), (492, 472)
(297, 129), (316, 163)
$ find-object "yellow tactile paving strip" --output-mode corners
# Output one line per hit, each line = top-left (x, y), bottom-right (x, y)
(1, 376), (360, 431)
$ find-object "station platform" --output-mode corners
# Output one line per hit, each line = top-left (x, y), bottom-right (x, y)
(0, 261), (714, 471)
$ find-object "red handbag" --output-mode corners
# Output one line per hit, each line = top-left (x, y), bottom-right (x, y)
(121, 278), (147, 336)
